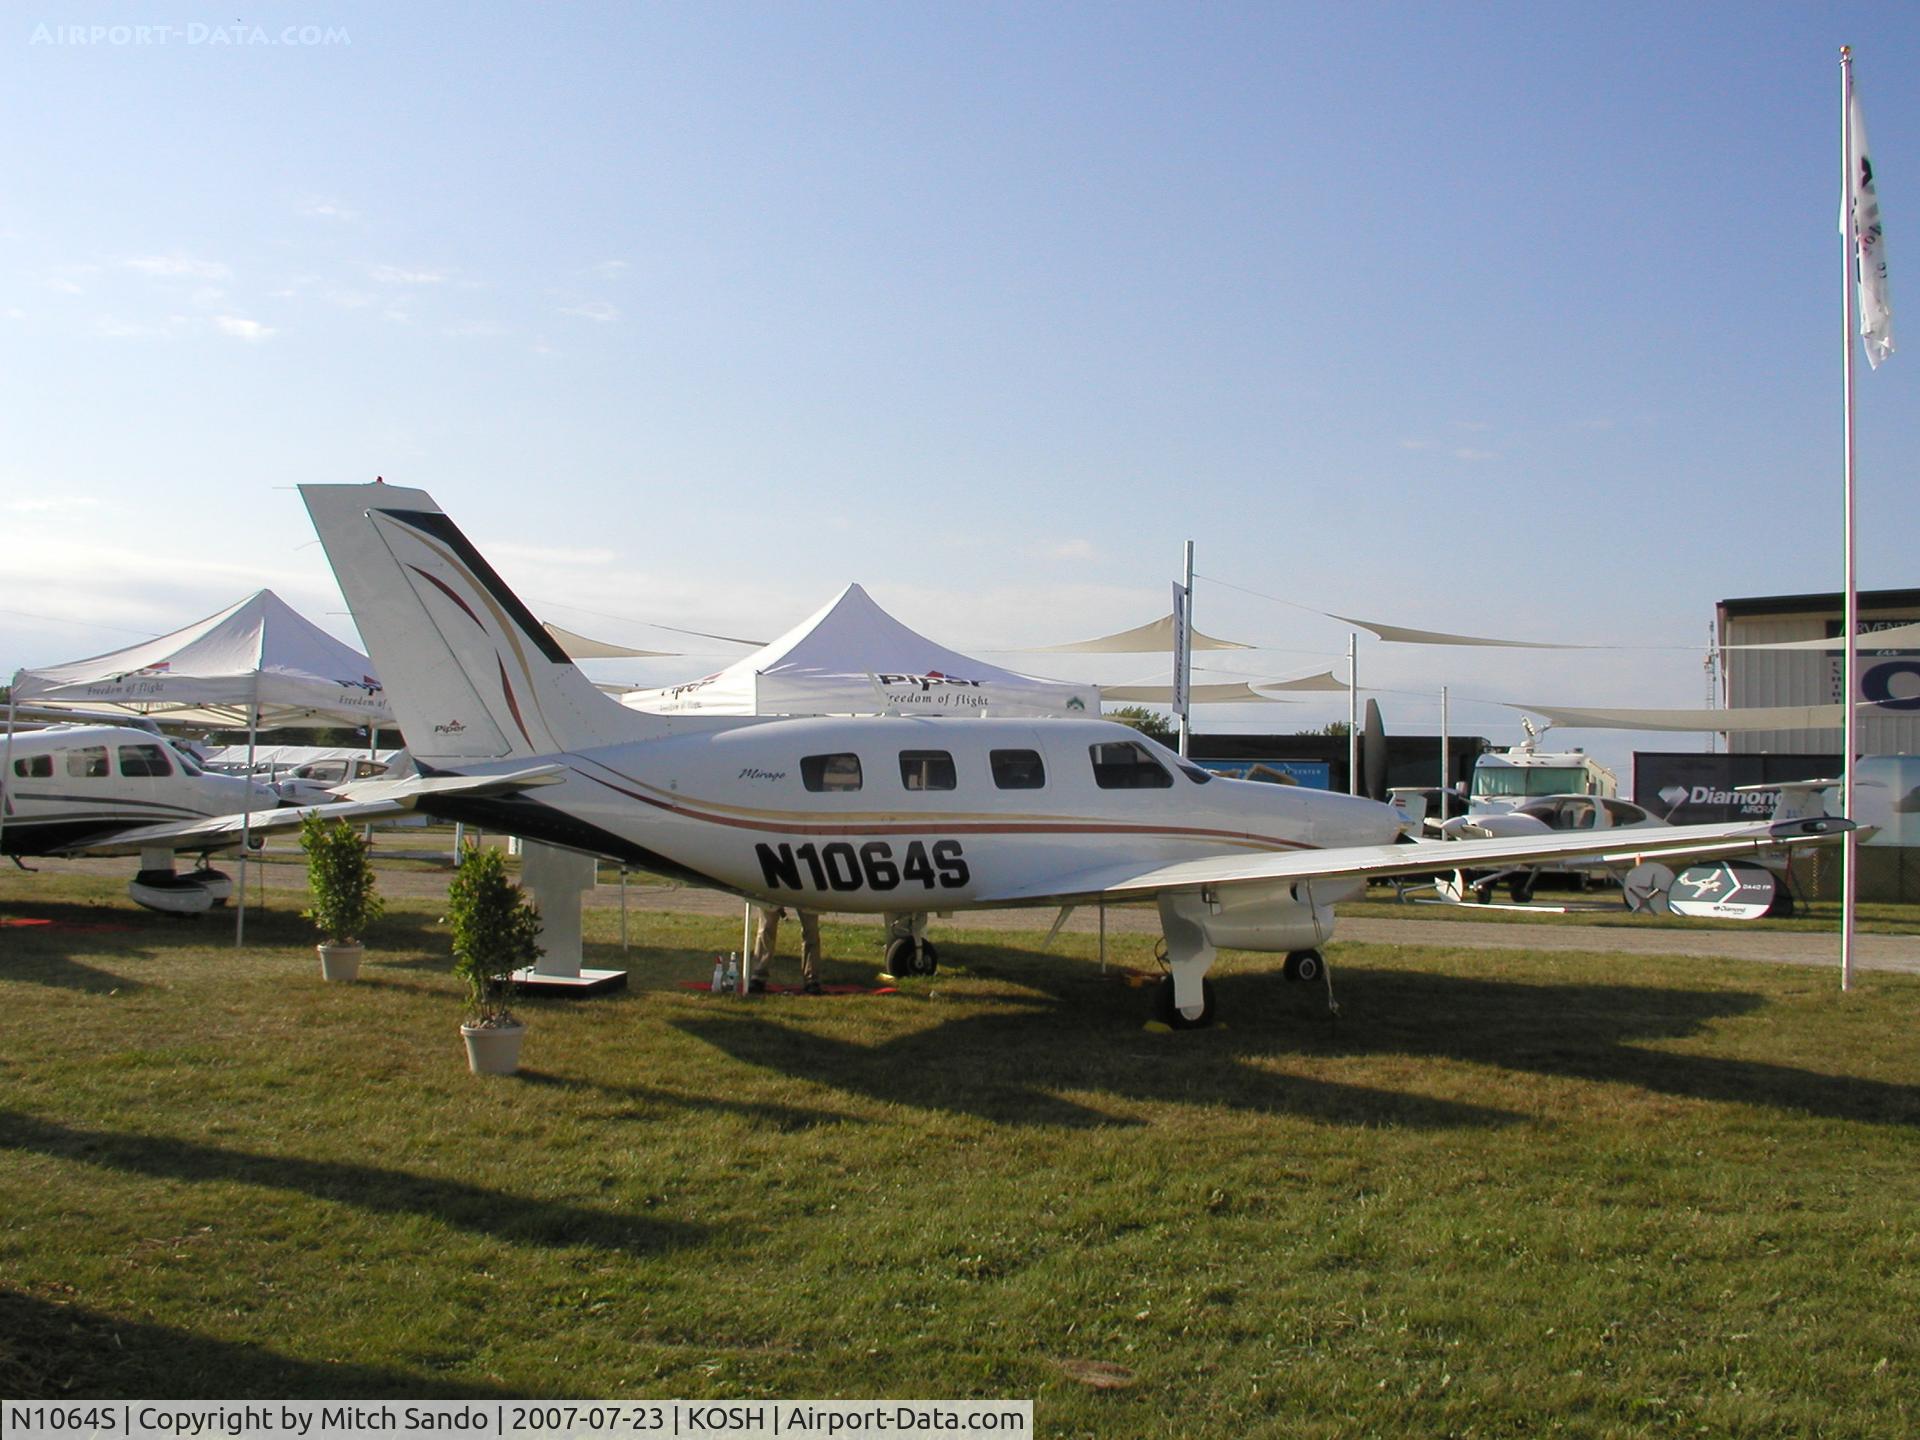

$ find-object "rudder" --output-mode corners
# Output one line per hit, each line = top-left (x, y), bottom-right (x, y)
(301, 482), (654, 764)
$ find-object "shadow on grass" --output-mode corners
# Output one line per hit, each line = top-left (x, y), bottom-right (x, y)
(0, 897), (451, 992)
(1331, 963), (1920, 1127)
(0, 1111), (707, 1256)
(678, 940), (1920, 1131)
(0, 1287), (514, 1399)
(515, 1068), (857, 1131)
(674, 947), (1522, 1131)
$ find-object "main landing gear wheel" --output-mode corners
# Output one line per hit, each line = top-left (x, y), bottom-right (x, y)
(1283, 949), (1323, 983)
(1152, 975), (1216, 1030)
(884, 935), (939, 977)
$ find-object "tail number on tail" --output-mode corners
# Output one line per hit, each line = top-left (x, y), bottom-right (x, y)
(755, 839), (969, 893)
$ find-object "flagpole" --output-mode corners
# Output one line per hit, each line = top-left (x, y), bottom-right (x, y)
(1347, 633), (1358, 796)
(1177, 539), (1194, 758)
(1840, 46), (1860, 991)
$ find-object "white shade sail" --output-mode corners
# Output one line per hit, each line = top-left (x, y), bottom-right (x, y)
(1028, 614), (1253, 654)
(542, 623), (678, 660)
(1102, 682), (1293, 704)
(1512, 703), (1862, 732)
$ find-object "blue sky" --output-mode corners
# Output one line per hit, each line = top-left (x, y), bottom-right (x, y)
(3, 2), (1916, 777)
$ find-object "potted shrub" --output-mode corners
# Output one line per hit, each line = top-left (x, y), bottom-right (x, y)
(447, 842), (543, 1075)
(299, 812), (384, 981)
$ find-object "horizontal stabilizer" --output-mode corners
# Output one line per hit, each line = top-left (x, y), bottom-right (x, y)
(74, 765), (566, 855)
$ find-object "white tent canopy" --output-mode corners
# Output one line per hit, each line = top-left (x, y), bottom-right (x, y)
(11, 589), (393, 730)
(621, 583), (1099, 718)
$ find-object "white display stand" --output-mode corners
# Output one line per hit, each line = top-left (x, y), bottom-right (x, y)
(511, 841), (627, 995)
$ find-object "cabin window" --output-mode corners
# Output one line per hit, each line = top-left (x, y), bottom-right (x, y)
(169, 745), (204, 776)
(990, 749), (1046, 790)
(801, 753), (863, 793)
(13, 754), (52, 778)
(1089, 740), (1173, 790)
(65, 746), (110, 779)
(118, 744), (173, 778)
(899, 751), (956, 791)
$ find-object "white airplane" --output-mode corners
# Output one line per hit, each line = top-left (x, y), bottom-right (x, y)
(140, 481), (1854, 1026)
(0, 723), (281, 912)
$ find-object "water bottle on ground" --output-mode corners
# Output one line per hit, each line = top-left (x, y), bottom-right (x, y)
(711, 955), (726, 992)
(723, 952), (739, 992)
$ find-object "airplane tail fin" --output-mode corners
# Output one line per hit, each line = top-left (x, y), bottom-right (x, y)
(301, 483), (663, 765)
(1385, 787), (1428, 837)
(1741, 779), (1841, 826)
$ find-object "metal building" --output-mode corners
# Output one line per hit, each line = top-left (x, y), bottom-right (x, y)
(1719, 587), (1920, 755)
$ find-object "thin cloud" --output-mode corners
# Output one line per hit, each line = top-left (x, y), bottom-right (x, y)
(4, 495), (100, 515)
(93, 315), (177, 339)
(557, 299), (619, 323)
(1451, 447), (1498, 462)
(296, 196), (358, 222)
(370, 264), (448, 285)
(214, 315), (276, 342)
(124, 254), (231, 281)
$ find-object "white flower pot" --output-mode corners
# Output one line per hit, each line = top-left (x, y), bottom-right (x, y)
(317, 942), (364, 981)
(461, 1020), (527, 1076)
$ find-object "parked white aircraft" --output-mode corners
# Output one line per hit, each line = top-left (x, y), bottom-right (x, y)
(130, 482), (1854, 1025)
(0, 723), (280, 912)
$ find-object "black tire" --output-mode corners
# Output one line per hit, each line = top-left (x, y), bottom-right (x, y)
(884, 935), (939, 976)
(1508, 874), (1536, 904)
(1152, 976), (1216, 1030)
(1283, 949), (1324, 984)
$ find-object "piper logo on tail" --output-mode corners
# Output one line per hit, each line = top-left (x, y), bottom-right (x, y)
(433, 719), (467, 735)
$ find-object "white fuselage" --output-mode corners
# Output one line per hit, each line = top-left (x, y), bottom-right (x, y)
(0, 724), (277, 856)
(439, 715), (1402, 911)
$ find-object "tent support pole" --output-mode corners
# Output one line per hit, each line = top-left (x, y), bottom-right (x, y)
(0, 685), (17, 859)
(236, 696), (258, 948)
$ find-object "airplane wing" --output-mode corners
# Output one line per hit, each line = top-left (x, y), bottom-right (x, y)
(974, 816), (1853, 908)
(65, 765), (567, 856)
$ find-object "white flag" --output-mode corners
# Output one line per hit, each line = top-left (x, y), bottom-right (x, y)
(1845, 88), (1895, 367)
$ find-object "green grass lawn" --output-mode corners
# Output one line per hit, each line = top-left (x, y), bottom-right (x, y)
(3, 867), (1917, 1437)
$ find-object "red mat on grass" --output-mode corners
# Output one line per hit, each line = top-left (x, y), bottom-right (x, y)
(2, 917), (134, 932)
(680, 980), (899, 996)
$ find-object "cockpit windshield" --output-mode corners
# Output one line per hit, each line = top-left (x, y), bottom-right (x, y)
(1472, 766), (1588, 800)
